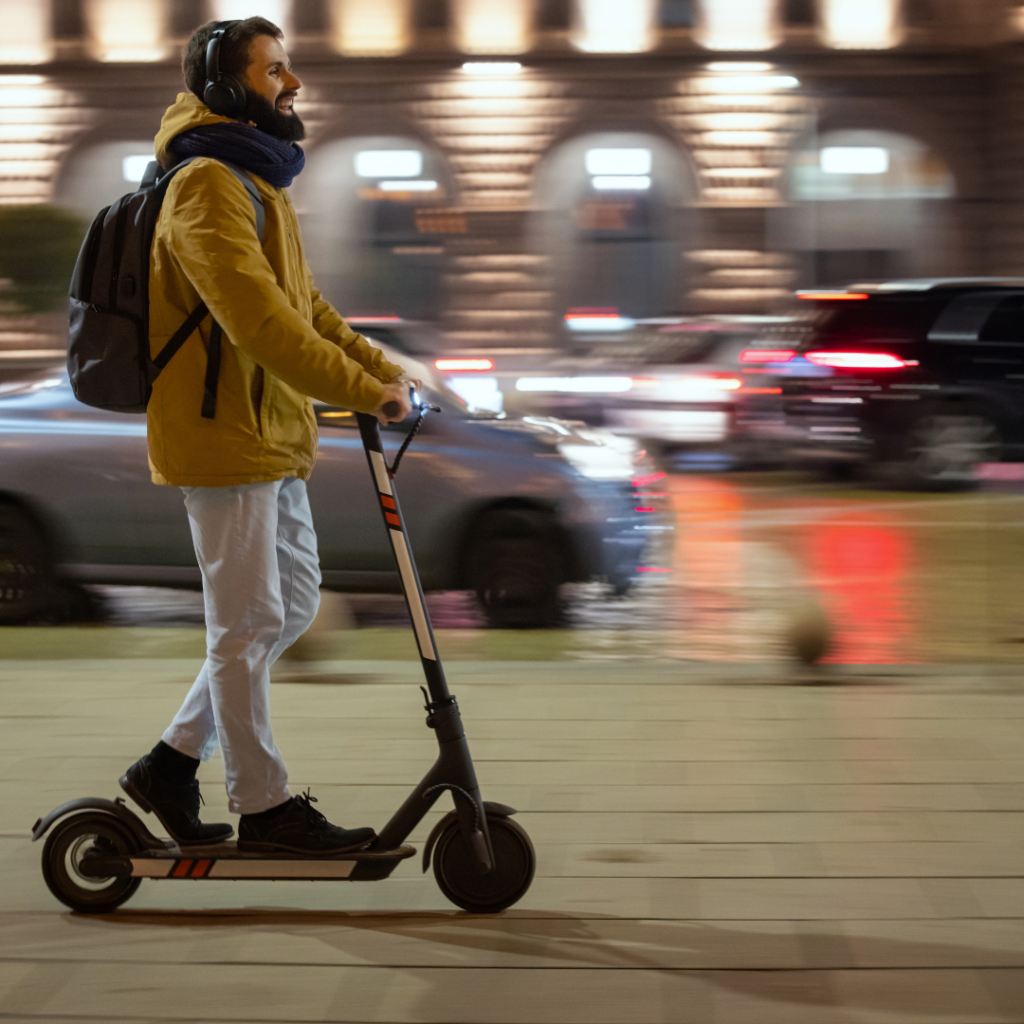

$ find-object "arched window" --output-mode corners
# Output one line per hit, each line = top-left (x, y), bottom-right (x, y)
(293, 135), (455, 320)
(53, 140), (157, 218)
(533, 131), (695, 329)
(788, 129), (959, 285)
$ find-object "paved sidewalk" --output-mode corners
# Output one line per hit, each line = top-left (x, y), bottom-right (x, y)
(0, 657), (1022, 1023)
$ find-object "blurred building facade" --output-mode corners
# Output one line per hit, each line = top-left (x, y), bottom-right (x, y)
(0, 0), (1022, 351)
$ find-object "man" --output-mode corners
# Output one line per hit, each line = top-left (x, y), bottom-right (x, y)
(120, 17), (415, 855)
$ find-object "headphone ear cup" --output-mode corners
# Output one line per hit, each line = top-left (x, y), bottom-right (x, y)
(204, 75), (245, 119)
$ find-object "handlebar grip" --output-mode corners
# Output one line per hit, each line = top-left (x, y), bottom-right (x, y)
(382, 400), (400, 418)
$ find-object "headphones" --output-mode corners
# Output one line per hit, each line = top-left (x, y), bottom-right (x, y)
(203, 21), (246, 119)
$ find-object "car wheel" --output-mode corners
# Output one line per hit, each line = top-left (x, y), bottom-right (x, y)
(884, 410), (1001, 491)
(468, 510), (565, 629)
(0, 503), (54, 624)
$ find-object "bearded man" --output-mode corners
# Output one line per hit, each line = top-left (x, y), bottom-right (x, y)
(120, 17), (415, 854)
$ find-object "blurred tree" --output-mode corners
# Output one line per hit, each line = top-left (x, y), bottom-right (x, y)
(0, 206), (84, 314)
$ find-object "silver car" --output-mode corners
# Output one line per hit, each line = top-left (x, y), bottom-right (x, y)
(0, 342), (649, 628)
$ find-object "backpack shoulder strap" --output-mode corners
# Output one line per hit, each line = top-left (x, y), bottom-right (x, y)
(219, 162), (265, 242)
(160, 156), (265, 241)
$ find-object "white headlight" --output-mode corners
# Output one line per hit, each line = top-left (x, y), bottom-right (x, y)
(557, 442), (634, 481)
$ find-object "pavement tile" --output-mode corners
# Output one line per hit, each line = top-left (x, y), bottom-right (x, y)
(1, 657), (1022, 1023)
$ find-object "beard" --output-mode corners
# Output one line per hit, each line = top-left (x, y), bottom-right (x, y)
(242, 88), (306, 142)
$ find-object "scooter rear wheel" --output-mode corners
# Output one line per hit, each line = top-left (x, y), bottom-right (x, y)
(433, 815), (535, 913)
(42, 812), (141, 913)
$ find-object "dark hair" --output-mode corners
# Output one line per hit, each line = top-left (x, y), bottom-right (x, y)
(181, 17), (283, 99)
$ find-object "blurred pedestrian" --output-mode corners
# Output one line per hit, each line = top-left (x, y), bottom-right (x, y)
(120, 16), (418, 854)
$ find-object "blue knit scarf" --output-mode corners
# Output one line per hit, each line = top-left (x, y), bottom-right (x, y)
(169, 122), (305, 189)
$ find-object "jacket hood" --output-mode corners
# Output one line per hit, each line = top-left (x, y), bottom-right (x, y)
(155, 92), (235, 169)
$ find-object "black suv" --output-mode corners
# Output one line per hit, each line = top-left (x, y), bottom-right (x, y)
(777, 279), (1024, 489)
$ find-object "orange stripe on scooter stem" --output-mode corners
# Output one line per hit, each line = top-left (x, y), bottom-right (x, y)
(381, 495), (396, 509)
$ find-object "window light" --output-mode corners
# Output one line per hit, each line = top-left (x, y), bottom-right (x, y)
(820, 0), (901, 48)
(123, 155), (155, 182)
(87, 0), (167, 61)
(820, 147), (889, 175)
(0, 1), (51, 63)
(698, 0), (781, 51)
(332, 0), (410, 56)
(592, 176), (651, 191)
(354, 151), (423, 178)
(461, 62), (523, 74)
(585, 148), (652, 176)
(378, 180), (438, 191)
(455, 0), (531, 54)
(573, 0), (659, 53)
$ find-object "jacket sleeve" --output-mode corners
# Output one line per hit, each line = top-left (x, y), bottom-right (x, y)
(162, 160), (389, 413)
(306, 278), (407, 384)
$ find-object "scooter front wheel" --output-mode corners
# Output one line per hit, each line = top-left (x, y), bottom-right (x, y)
(42, 812), (141, 913)
(433, 815), (535, 913)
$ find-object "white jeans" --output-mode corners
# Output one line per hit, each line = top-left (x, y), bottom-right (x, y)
(162, 477), (321, 815)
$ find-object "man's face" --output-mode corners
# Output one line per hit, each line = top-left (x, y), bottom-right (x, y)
(240, 34), (305, 142)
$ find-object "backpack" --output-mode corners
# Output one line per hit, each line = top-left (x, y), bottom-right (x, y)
(67, 157), (265, 418)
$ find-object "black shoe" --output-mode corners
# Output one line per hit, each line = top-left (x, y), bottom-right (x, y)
(120, 755), (233, 846)
(237, 790), (376, 855)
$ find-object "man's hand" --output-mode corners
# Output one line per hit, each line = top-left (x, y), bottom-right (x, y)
(396, 374), (424, 394)
(374, 381), (414, 425)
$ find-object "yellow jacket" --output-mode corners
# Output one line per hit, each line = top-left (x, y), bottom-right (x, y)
(147, 93), (404, 487)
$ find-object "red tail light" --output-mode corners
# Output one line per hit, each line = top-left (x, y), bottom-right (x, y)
(805, 351), (913, 370)
(739, 349), (796, 363)
(797, 292), (870, 301)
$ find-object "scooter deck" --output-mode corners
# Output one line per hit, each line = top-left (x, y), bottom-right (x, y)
(115, 842), (416, 881)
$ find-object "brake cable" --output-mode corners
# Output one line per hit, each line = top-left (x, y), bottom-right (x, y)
(389, 401), (440, 476)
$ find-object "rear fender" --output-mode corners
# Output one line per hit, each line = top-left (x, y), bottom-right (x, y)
(421, 801), (516, 872)
(32, 797), (169, 851)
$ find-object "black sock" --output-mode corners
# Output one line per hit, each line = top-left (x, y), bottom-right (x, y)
(242, 798), (293, 821)
(148, 741), (200, 785)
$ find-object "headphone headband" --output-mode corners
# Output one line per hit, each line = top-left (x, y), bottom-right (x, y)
(204, 20), (245, 120)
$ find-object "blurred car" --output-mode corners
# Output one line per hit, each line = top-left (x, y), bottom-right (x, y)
(346, 318), (511, 414)
(779, 279), (1024, 489)
(0, 342), (651, 627)
(509, 318), (791, 466)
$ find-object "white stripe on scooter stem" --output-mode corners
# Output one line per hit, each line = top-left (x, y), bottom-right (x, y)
(389, 528), (437, 660)
(370, 451), (393, 496)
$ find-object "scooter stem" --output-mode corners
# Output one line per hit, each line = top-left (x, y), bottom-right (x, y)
(356, 411), (450, 705)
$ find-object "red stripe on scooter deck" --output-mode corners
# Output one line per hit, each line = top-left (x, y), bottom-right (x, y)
(191, 859), (211, 878)
(171, 860), (192, 878)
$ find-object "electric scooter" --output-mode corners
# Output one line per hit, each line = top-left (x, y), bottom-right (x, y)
(31, 398), (536, 914)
